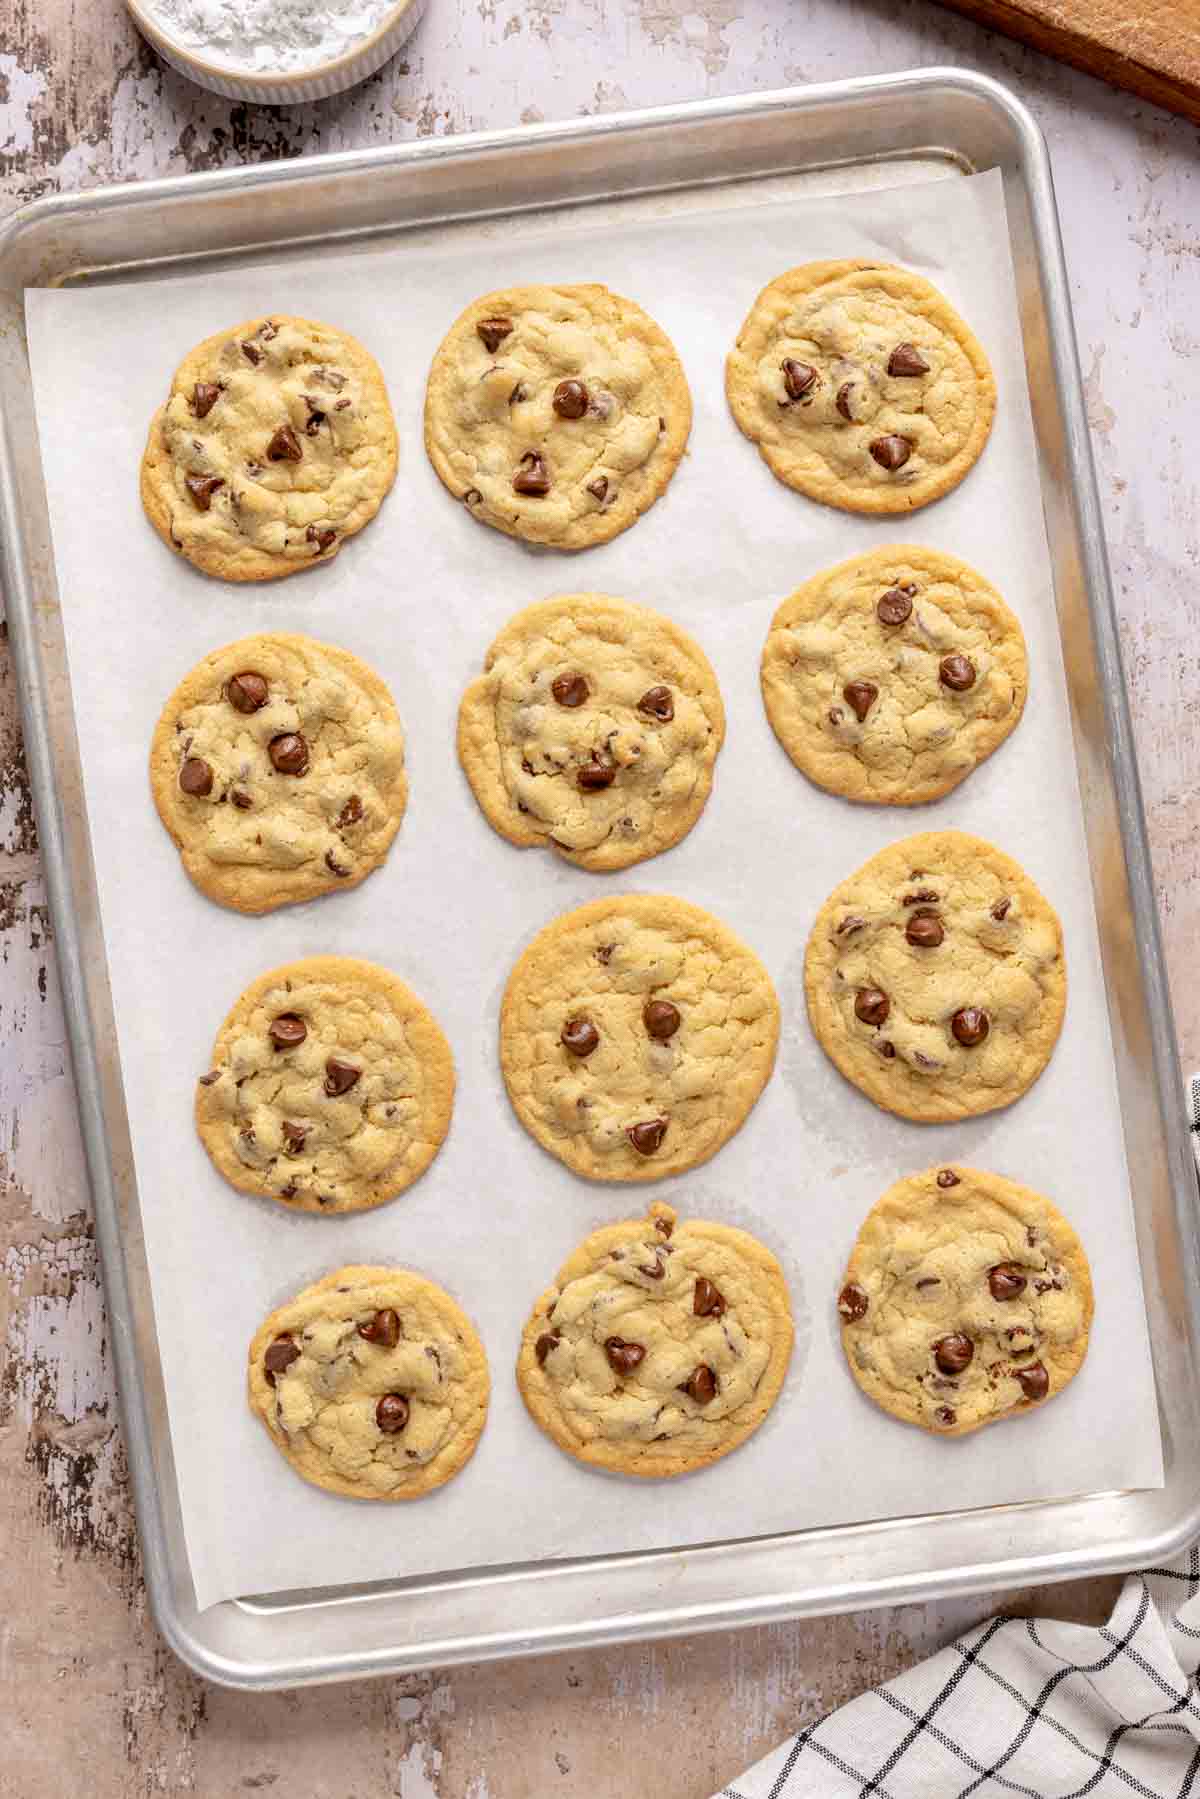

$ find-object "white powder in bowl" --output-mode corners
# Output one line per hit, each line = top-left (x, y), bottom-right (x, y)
(146, 0), (404, 71)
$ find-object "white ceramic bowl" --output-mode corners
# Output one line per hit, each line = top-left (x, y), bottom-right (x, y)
(125, 0), (426, 104)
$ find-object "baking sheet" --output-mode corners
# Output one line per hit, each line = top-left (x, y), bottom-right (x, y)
(24, 166), (1162, 1613)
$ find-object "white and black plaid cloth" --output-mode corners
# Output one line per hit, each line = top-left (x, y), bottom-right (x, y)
(713, 1079), (1200, 1799)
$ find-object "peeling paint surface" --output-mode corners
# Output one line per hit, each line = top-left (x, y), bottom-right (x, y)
(2, 1), (1198, 1793)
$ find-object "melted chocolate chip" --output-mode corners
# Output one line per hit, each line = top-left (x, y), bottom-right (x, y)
(358, 1308), (401, 1348)
(513, 450), (551, 496)
(934, 1405), (957, 1428)
(782, 358), (818, 400)
(552, 379), (589, 419)
(268, 732), (309, 776)
(178, 757), (213, 797)
(937, 1169), (961, 1189)
(638, 686), (674, 722)
(192, 382), (221, 418)
(835, 381), (858, 421)
(338, 794), (364, 828)
(281, 1120), (307, 1154)
(535, 1330), (561, 1366)
(870, 434), (912, 471)
(197, 1070), (220, 1086)
(934, 1333), (974, 1374)
(989, 1263), (1028, 1301)
(680, 1364), (717, 1405)
(551, 671), (588, 708)
(952, 1007), (990, 1047)
(185, 473), (225, 511)
(626, 1118), (668, 1156)
(268, 1014), (307, 1050)
(888, 343), (930, 377)
(325, 850), (351, 877)
(906, 912), (944, 949)
(604, 1337), (645, 1375)
(879, 1041), (896, 1059)
(376, 1393), (410, 1433)
(464, 487), (483, 506)
(561, 1017), (599, 1057)
(876, 586), (914, 627)
(586, 476), (609, 502)
(855, 987), (890, 1026)
(940, 654), (977, 692)
(267, 425), (303, 463)
(991, 897), (1011, 921)
(643, 999), (681, 1040)
(1017, 1362), (1049, 1403)
(306, 525), (337, 553)
(263, 1335), (299, 1383)
(843, 680), (878, 723)
(836, 915), (865, 936)
(226, 670), (268, 713)
(838, 1282), (869, 1322)
(324, 1057), (361, 1097)
(476, 317), (513, 353)
(577, 754), (616, 791)
(231, 788), (252, 812)
(694, 1277), (726, 1318)
(241, 341), (263, 365)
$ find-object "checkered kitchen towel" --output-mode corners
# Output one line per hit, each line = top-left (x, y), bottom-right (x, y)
(714, 1080), (1200, 1799)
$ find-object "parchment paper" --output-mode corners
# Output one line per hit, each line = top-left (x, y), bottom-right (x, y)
(25, 167), (1163, 1613)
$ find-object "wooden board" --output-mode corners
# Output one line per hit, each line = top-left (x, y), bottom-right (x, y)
(936, 0), (1200, 122)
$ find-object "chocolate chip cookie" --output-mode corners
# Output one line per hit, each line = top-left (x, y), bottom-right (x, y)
(805, 831), (1066, 1122)
(726, 261), (995, 514)
(424, 284), (691, 549)
(197, 957), (454, 1213)
(517, 1203), (793, 1477)
(249, 1265), (489, 1498)
(151, 633), (407, 914)
(501, 894), (779, 1182)
(761, 546), (1028, 805)
(141, 315), (397, 582)
(458, 594), (725, 871)
(838, 1165), (1093, 1437)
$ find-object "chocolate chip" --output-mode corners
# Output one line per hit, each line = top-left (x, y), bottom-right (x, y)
(991, 897), (1011, 921)
(325, 850), (351, 877)
(226, 670), (268, 713)
(476, 317), (513, 352)
(185, 473), (225, 511)
(560, 1017), (599, 1057)
(268, 732), (309, 776)
(643, 999), (681, 1040)
(835, 381), (857, 421)
(324, 1057), (361, 1096)
(838, 1282), (869, 1322)
(934, 1332), (974, 1374)
(843, 680), (878, 723)
(782, 358), (818, 400)
(694, 1277), (726, 1318)
(338, 794), (364, 828)
(836, 915), (865, 936)
(197, 1070), (220, 1086)
(626, 1118), (668, 1156)
(263, 1335), (299, 1383)
(1017, 1362), (1049, 1403)
(266, 425), (303, 463)
(241, 341), (263, 365)
(906, 912), (944, 949)
(508, 381), (529, 405)
(934, 1405), (957, 1428)
(604, 1337), (645, 1375)
(358, 1308), (401, 1348)
(513, 450), (551, 496)
(940, 654), (977, 692)
(464, 487), (483, 506)
(638, 1248), (668, 1281)
(937, 1169), (961, 1189)
(596, 944), (614, 965)
(876, 586), (914, 627)
(854, 987), (890, 1027)
(888, 342), (930, 377)
(269, 1014), (306, 1050)
(258, 321), (279, 341)
(586, 476), (609, 502)
(192, 382), (221, 418)
(178, 757), (213, 797)
(638, 686), (674, 722)
(306, 525), (337, 553)
(915, 1277), (940, 1291)
(552, 378), (589, 419)
(577, 753), (616, 791)
(870, 434), (912, 471)
(828, 708), (844, 727)
(535, 1331), (560, 1366)
(376, 1393), (410, 1433)
(903, 890), (940, 906)
(952, 1007), (990, 1047)
(230, 788), (253, 810)
(680, 1364), (717, 1405)
(551, 672), (588, 708)
(303, 400), (326, 436)
(281, 1120), (307, 1154)
(989, 1263), (1027, 1301)
(879, 1041), (896, 1059)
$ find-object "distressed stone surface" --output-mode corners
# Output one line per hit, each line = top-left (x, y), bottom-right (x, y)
(1, 1), (1196, 1793)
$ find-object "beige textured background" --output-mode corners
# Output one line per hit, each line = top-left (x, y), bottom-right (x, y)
(2, 1), (1198, 1793)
